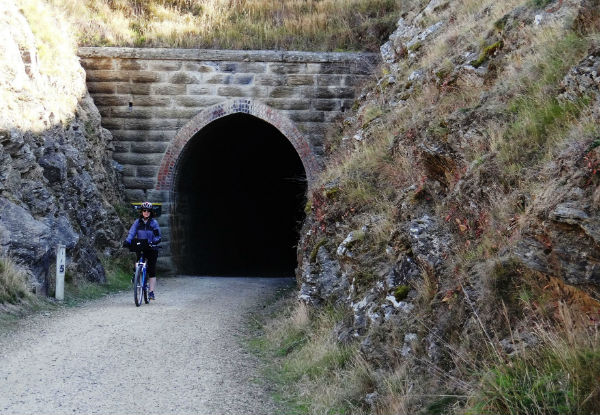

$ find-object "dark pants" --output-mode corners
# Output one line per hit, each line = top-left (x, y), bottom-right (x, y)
(136, 249), (158, 279)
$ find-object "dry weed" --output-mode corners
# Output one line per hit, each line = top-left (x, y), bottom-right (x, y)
(0, 256), (30, 304)
(47, 0), (402, 51)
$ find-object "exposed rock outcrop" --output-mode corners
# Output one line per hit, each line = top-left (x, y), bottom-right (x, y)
(296, 3), (600, 411)
(299, 0), (600, 329)
(0, 1), (125, 293)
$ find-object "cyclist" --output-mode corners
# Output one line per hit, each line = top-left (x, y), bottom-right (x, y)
(123, 201), (161, 300)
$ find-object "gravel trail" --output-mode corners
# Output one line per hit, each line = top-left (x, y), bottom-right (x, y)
(0, 276), (293, 415)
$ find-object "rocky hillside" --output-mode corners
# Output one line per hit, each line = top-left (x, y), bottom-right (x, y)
(291, 0), (600, 413)
(0, 0), (125, 296)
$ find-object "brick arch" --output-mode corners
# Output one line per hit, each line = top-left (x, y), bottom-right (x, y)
(156, 99), (320, 191)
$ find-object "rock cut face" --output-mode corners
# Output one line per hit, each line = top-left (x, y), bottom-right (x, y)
(0, 1), (125, 292)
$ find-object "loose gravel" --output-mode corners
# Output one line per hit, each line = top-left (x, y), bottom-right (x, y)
(0, 276), (294, 415)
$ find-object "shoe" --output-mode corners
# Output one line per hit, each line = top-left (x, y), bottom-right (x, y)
(149, 291), (155, 300)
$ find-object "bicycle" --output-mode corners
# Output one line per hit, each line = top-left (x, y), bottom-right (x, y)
(128, 239), (155, 307)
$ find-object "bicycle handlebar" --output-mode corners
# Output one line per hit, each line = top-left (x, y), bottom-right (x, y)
(127, 239), (161, 252)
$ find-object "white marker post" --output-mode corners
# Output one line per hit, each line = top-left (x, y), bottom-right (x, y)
(56, 244), (66, 301)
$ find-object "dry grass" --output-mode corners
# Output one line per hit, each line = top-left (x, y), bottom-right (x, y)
(292, 0), (600, 412)
(0, 256), (30, 304)
(1, 0), (85, 131)
(46, 0), (403, 51)
(18, 0), (78, 76)
(420, 0), (524, 69)
(467, 324), (600, 415)
(493, 30), (590, 182)
(373, 363), (413, 415)
(456, 259), (600, 414)
(256, 298), (376, 414)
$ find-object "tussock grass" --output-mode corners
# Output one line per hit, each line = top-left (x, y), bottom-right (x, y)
(251, 296), (375, 414)
(372, 364), (414, 415)
(0, 256), (30, 304)
(459, 259), (600, 415)
(47, 0), (402, 51)
(495, 30), (590, 180)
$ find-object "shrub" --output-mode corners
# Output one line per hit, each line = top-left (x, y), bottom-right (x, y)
(394, 285), (411, 302)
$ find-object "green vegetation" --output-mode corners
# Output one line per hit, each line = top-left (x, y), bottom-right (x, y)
(393, 285), (410, 302)
(497, 32), (590, 179)
(468, 331), (600, 415)
(530, 0), (555, 8)
(271, 0), (600, 413)
(362, 105), (384, 127)
(249, 298), (370, 415)
(469, 40), (503, 68)
(62, 255), (132, 305)
(46, 0), (403, 51)
(309, 238), (328, 263)
(1, 254), (132, 326)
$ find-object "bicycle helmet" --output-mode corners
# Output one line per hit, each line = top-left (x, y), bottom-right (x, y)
(140, 201), (153, 216)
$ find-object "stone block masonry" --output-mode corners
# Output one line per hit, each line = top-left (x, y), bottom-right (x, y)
(79, 47), (379, 272)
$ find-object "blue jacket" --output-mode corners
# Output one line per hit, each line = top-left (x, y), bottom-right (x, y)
(126, 218), (161, 247)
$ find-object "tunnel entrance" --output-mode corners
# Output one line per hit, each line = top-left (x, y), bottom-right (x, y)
(172, 113), (308, 277)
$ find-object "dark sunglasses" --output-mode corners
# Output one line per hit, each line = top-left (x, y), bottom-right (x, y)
(141, 209), (151, 212)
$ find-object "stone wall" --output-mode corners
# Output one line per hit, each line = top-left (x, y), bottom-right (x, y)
(79, 47), (379, 272)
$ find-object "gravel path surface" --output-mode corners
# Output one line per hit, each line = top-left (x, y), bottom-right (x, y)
(0, 276), (294, 415)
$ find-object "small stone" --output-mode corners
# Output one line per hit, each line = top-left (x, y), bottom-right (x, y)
(365, 392), (379, 407)
(535, 14), (544, 25)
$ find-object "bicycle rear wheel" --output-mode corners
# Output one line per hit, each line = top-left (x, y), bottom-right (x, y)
(133, 264), (143, 307)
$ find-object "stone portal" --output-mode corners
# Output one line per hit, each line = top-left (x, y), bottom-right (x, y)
(79, 47), (378, 273)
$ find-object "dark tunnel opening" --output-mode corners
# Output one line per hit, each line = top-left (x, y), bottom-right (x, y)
(173, 113), (308, 277)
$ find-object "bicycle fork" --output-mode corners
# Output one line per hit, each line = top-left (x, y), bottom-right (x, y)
(136, 259), (148, 288)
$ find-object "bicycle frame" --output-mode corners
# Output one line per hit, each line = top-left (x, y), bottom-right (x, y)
(136, 255), (148, 287)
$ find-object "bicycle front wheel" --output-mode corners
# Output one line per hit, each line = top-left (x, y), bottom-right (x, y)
(133, 265), (143, 307)
(143, 271), (149, 304)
